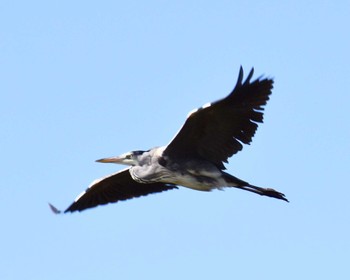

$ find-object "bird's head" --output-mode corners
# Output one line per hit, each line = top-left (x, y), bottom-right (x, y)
(96, 150), (146, 166)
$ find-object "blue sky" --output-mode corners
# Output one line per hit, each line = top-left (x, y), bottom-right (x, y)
(1, 1), (350, 279)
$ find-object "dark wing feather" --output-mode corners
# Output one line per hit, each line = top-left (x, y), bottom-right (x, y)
(163, 67), (273, 170)
(64, 168), (177, 213)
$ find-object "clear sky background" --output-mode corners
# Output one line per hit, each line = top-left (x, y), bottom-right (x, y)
(1, 1), (350, 279)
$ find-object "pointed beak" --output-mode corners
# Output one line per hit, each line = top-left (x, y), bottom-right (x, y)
(95, 156), (123, 163)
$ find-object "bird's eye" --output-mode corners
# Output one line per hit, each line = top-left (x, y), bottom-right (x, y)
(125, 154), (132, 159)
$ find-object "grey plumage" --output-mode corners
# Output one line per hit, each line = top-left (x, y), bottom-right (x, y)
(53, 67), (288, 214)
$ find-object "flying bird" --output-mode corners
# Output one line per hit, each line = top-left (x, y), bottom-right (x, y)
(50, 67), (288, 214)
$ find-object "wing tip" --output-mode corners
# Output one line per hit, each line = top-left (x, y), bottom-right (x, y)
(233, 66), (256, 92)
(236, 66), (244, 87)
(49, 202), (79, 214)
(48, 203), (62, 214)
(245, 67), (254, 84)
(63, 201), (85, 213)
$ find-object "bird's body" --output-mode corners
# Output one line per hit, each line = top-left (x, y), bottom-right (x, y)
(50, 67), (288, 214)
(130, 148), (229, 191)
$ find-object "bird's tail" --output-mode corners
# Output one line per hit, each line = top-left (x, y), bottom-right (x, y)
(222, 172), (289, 202)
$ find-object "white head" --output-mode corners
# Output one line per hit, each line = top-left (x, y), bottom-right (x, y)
(96, 150), (146, 166)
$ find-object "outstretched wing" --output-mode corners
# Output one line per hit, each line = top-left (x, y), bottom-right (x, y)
(163, 67), (273, 170)
(64, 168), (178, 213)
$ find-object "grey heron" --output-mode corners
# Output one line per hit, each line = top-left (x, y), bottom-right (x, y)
(50, 67), (288, 214)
